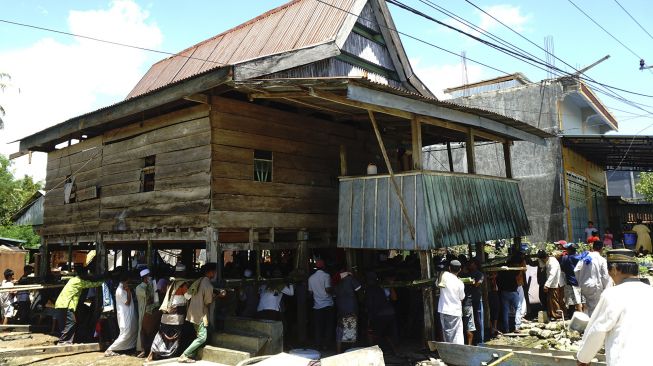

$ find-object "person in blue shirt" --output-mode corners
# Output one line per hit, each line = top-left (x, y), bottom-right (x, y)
(560, 243), (583, 315)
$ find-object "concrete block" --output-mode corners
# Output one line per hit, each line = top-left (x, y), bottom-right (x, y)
(223, 317), (283, 355)
(199, 345), (250, 366)
(210, 332), (269, 356)
(321, 346), (385, 366)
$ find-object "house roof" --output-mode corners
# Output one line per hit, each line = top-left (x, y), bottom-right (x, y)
(443, 73), (531, 94)
(563, 135), (653, 171)
(127, 0), (432, 99)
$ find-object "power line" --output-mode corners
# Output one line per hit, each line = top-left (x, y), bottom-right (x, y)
(566, 0), (642, 60)
(612, 0), (653, 43)
(459, 0), (653, 100)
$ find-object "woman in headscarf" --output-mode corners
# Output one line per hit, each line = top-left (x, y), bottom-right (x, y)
(146, 279), (190, 362)
(105, 274), (137, 356)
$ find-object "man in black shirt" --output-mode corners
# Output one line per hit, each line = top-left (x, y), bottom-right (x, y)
(497, 254), (523, 333)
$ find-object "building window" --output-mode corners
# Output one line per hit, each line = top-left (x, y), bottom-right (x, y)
(141, 155), (156, 192)
(254, 150), (272, 182)
(64, 175), (76, 204)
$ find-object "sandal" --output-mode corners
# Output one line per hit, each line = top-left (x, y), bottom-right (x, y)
(104, 350), (119, 357)
(178, 355), (196, 363)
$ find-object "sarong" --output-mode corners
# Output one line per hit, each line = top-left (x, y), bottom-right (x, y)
(141, 310), (162, 353)
(336, 315), (357, 343)
(151, 323), (182, 358)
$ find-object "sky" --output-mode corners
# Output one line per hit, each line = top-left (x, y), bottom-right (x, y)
(1, 0), (653, 182)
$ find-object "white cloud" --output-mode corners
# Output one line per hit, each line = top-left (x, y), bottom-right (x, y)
(479, 4), (530, 33)
(440, 4), (530, 40)
(411, 58), (486, 100)
(0, 0), (162, 182)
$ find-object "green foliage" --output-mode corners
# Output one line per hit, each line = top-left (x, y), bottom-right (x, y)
(0, 225), (40, 248)
(0, 154), (42, 226)
(636, 172), (653, 202)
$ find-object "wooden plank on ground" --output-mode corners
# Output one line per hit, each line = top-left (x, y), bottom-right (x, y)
(0, 343), (100, 358)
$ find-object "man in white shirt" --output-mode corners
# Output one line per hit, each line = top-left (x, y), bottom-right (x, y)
(574, 241), (610, 316)
(308, 259), (333, 351)
(584, 221), (596, 241)
(537, 250), (565, 319)
(577, 249), (653, 366)
(437, 260), (465, 344)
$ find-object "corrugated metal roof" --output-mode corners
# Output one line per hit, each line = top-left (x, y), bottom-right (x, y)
(337, 171), (531, 250)
(127, 0), (357, 99)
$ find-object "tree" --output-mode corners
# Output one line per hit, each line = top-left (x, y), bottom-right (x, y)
(636, 172), (653, 202)
(0, 155), (42, 226)
(0, 72), (10, 129)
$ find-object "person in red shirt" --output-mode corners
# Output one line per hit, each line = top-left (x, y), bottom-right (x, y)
(587, 230), (600, 244)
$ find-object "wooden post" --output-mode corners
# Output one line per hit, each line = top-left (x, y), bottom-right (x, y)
(447, 141), (455, 172)
(146, 239), (153, 269)
(368, 110), (416, 239)
(96, 235), (106, 275)
(40, 241), (48, 277)
(420, 251), (435, 342)
(296, 229), (309, 344)
(466, 129), (476, 174)
(67, 242), (73, 269)
(503, 141), (513, 179)
(476, 241), (489, 343)
(411, 116), (423, 170)
(339, 144), (348, 176)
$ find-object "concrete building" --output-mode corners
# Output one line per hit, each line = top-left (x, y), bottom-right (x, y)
(424, 74), (619, 242)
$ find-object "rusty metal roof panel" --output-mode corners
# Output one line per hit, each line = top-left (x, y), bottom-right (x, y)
(127, 60), (172, 99)
(128, 0), (360, 99)
(172, 36), (224, 83)
(337, 171), (531, 250)
(228, 7), (288, 64)
(152, 48), (195, 89)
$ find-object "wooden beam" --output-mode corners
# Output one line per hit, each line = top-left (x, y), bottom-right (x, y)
(283, 98), (348, 115)
(466, 129), (476, 174)
(250, 92), (308, 99)
(20, 67), (231, 152)
(183, 93), (209, 104)
(234, 43), (340, 80)
(411, 116), (423, 170)
(340, 144), (348, 176)
(503, 141), (513, 178)
(310, 88), (412, 119)
(446, 141), (455, 172)
(421, 116), (506, 143)
(0, 343), (100, 358)
(368, 110), (416, 240)
(347, 84), (546, 145)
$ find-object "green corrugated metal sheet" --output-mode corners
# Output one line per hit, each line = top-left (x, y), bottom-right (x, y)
(337, 172), (531, 249)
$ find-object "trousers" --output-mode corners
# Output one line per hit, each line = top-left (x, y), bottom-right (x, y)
(183, 322), (207, 358)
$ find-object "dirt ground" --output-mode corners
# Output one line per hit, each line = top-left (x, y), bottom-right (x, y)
(0, 332), (143, 366)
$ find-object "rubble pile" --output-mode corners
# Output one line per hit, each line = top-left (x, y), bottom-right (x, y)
(489, 320), (584, 352)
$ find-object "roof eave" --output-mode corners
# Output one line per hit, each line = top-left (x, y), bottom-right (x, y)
(17, 67), (233, 153)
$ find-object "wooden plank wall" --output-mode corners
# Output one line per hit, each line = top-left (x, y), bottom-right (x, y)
(42, 104), (212, 236)
(209, 96), (380, 230)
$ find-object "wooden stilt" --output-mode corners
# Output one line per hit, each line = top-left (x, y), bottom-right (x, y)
(420, 251), (436, 343)
(296, 229), (310, 345)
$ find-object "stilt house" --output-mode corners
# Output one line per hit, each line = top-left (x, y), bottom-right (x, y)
(16, 0), (551, 341)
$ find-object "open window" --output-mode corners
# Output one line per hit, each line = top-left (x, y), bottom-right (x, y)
(64, 175), (76, 204)
(254, 150), (272, 182)
(141, 155), (156, 192)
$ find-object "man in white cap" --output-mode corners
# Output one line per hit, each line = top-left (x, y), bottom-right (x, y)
(135, 268), (159, 357)
(577, 249), (653, 365)
(438, 260), (465, 344)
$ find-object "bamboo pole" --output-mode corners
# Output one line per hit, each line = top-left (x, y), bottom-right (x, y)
(368, 110), (416, 239)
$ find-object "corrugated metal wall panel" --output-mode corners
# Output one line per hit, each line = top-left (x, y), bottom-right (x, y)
(337, 172), (531, 249)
